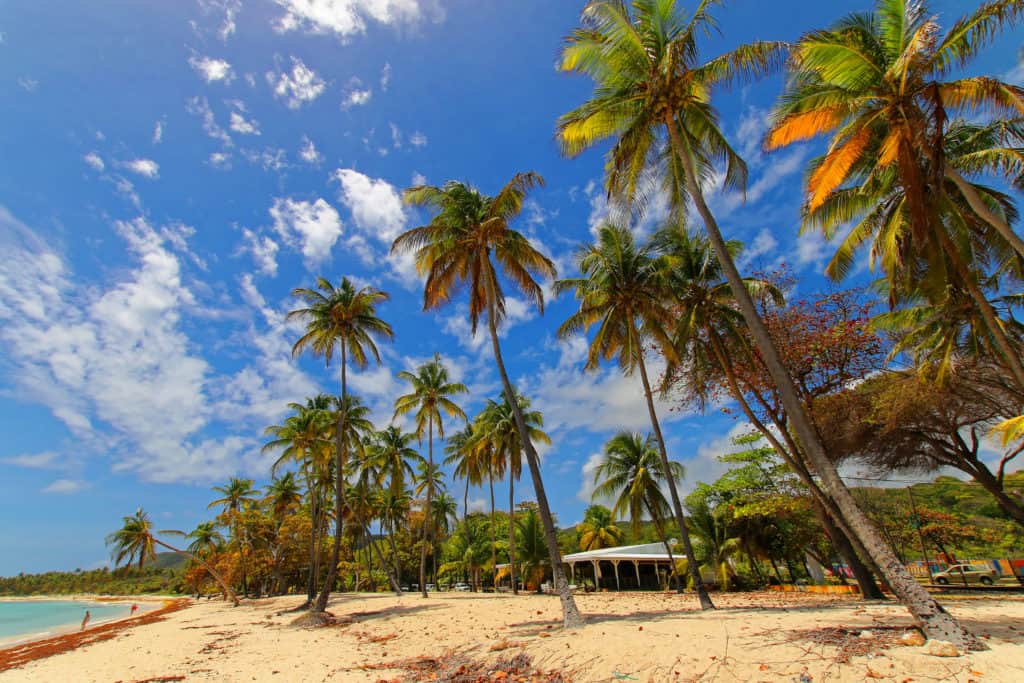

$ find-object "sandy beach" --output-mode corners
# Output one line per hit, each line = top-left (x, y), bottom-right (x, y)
(1, 591), (1022, 682)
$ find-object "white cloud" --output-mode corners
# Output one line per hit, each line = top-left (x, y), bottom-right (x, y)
(380, 62), (391, 91)
(2, 451), (60, 469)
(683, 422), (753, 494)
(266, 57), (326, 109)
(83, 152), (105, 172)
(121, 158), (160, 179)
(152, 120), (164, 144)
(273, 0), (441, 41)
(42, 479), (87, 495)
(409, 131), (427, 147)
(341, 78), (372, 109)
(186, 96), (233, 146)
(197, 0), (242, 41)
(17, 77), (39, 92)
(577, 451), (614, 505)
(390, 122), (402, 148)
(209, 151), (232, 169)
(240, 228), (280, 276)
(242, 146), (288, 172)
(229, 111), (261, 135)
(440, 297), (535, 352)
(189, 55), (235, 83)
(332, 168), (405, 241)
(298, 135), (323, 164)
(269, 197), (343, 267)
(739, 228), (779, 269)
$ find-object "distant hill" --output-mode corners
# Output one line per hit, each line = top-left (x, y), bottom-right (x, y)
(152, 551), (187, 571)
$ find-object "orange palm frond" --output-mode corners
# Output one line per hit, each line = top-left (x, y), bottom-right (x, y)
(808, 126), (873, 210)
(765, 106), (846, 150)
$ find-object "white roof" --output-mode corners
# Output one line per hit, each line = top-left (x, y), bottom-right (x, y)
(563, 542), (684, 563)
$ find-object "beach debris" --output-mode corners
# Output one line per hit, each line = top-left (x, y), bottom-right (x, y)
(898, 631), (926, 647)
(362, 650), (572, 682)
(612, 673), (638, 680)
(924, 640), (961, 657)
(784, 626), (903, 664)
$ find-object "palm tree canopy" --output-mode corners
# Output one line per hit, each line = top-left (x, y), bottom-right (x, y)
(287, 276), (394, 369)
(472, 393), (551, 482)
(392, 173), (557, 333)
(368, 425), (423, 492)
(208, 477), (258, 514)
(106, 508), (158, 569)
(184, 521), (225, 557)
(555, 224), (675, 373)
(557, 0), (785, 222)
(265, 473), (302, 519)
(767, 0), (1024, 241)
(576, 504), (626, 551)
(393, 355), (468, 441)
(592, 431), (685, 537)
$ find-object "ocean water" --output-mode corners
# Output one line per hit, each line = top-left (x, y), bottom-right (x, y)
(0, 600), (130, 644)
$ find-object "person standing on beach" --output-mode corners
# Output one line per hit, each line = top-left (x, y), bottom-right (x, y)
(130, 603), (138, 616)
(81, 610), (91, 631)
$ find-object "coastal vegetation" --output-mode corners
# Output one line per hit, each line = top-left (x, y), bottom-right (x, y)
(82, 0), (1024, 653)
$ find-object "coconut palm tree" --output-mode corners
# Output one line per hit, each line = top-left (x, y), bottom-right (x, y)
(558, 0), (971, 645)
(591, 430), (686, 592)
(576, 505), (625, 551)
(288, 276), (394, 613)
(444, 423), (483, 521)
(370, 425), (422, 496)
(515, 506), (550, 593)
(184, 522), (225, 558)
(766, 0), (1024, 257)
(392, 173), (584, 627)
(209, 477), (257, 597)
(264, 474), (302, 595)
(107, 509), (238, 605)
(556, 224), (710, 606)
(394, 355), (467, 598)
(475, 394), (550, 595)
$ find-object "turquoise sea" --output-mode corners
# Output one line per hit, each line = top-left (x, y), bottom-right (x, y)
(0, 600), (130, 644)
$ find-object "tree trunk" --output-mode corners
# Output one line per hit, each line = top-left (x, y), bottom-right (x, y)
(945, 167), (1024, 259)
(155, 539), (239, 606)
(707, 333), (886, 599)
(463, 478), (470, 522)
(421, 417), (434, 599)
(509, 475), (517, 595)
(485, 295), (583, 628)
(360, 518), (403, 595)
(489, 468), (497, 589)
(635, 345), (714, 609)
(315, 343), (348, 613)
(971, 464), (1024, 528)
(668, 116), (976, 649)
(650, 508), (684, 593)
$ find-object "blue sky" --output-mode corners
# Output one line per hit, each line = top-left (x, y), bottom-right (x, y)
(0, 0), (1019, 574)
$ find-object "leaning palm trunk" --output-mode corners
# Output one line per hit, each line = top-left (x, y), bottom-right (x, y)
(636, 346), (713, 608)
(359, 518), (403, 595)
(708, 334), (886, 600)
(315, 344), (348, 613)
(649, 508), (684, 593)
(489, 468), (497, 588)
(668, 117), (976, 649)
(486, 297), (583, 627)
(155, 538), (239, 606)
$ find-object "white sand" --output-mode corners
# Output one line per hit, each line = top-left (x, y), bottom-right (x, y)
(2, 591), (1022, 682)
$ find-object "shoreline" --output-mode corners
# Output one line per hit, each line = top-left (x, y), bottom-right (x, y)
(0, 597), (189, 672)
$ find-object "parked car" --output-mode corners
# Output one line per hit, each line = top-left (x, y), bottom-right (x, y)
(454, 582), (471, 592)
(425, 583), (436, 592)
(933, 564), (997, 585)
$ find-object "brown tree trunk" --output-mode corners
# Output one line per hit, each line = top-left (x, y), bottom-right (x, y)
(486, 294), (583, 627)
(668, 117), (976, 649)
(315, 343), (347, 613)
(635, 345), (714, 609)
(489, 468), (497, 589)
(420, 417), (433, 599)
(509, 475), (517, 595)
(155, 539), (239, 606)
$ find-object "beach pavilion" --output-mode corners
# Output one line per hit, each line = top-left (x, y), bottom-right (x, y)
(563, 542), (683, 591)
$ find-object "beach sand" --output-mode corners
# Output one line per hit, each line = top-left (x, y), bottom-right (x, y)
(1, 591), (1022, 682)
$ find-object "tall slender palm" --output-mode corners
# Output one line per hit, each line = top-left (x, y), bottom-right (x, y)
(766, 0), (1024, 387)
(558, 0), (971, 644)
(393, 174), (584, 626)
(591, 431), (686, 591)
(394, 355), (467, 598)
(107, 509), (238, 605)
(371, 425), (422, 496)
(184, 522), (225, 558)
(209, 477), (257, 597)
(288, 276), (394, 613)
(556, 224), (710, 606)
(264, 473), (302, 595)
(515, 506), (550, 593)
(475, 394), (550, 595)
(444, 423), (483, 520)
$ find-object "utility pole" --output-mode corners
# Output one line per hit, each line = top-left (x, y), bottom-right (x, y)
(906, 486), (933, 583)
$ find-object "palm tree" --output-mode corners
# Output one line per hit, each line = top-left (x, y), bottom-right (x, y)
(556, 224), (710, 607)
(288, 276), (394, 613)
(475, 394), (550, 595)
(767, 1), (1024, 385)
(209, 477), (257, 597)
(107, 509), (238, 605)
(576, 505), (625, 551)
(591, 431), (686, 591)
(444, 423), (483, 520)
(686, 488), (743, 591)
(766, 0), (1024, 254)
(392, 174), (584, 627)
(515, 506), (550, 593)
(394, 355), (467, 598)
(184, 522), (225, 558)
(371, 426), (422, 496)
(558, 0), (971, 645)
(264, 474), (302, 594)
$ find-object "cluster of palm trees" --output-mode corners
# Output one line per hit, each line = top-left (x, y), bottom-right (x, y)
(104, 0), (1024, 650)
